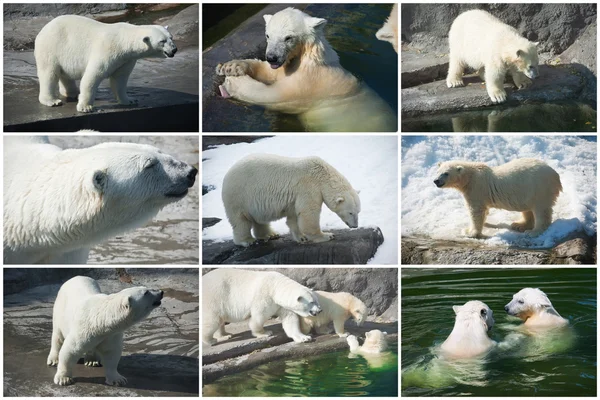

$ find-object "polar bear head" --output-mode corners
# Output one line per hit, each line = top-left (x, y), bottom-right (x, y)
(434, 161), (486, 191)
(141, 25), (177, 58)
(504, 287), (553, 321)
(263, 8), (327, 69)
(328, 190), (361, 228)
(362, 329), (389, 352)
(453, 300), (495, 332)
(276, 280), (322, 318)
(513, 42), (539, 79)
(350, 296), (368, 326)
(118, 286), (164, 325)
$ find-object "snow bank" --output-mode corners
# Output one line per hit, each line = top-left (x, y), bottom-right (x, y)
(401, 136), (596, 248)
(203, 136), (398, 264)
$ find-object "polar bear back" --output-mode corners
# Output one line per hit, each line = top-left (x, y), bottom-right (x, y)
(222, 154), (351, 224)
(448, 9), (532, 69)
(53, 276), (102, 337)
(203, 269), (314, 323)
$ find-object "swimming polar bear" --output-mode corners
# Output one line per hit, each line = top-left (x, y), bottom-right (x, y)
(347, 330), (388, 354)
(48, 276), (163, 386)
(505, 288), (569, 328)
(440, 300), (496, 359)
(300, 291), (368, 337)
(35, 15), (177, 112)
(446, 9), (539, 103)
(216, 7), (397, 132)
(3, 136), (197, 264)
(202, 269), (322, 345)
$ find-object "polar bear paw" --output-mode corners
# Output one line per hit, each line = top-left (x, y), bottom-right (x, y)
(85, 360), (102, 367)
(446, 78), (465, 88)
(338, 332), (350, 338)
(488, 87), (507, 103)
(105, 373), (128, 386)
(254, 330), (273, 338)
(77, 103), (94, 113)
(216, 61), (249, 77)
(464, 228), (484, 239)
(47, 357), (58, 367)
(54, 373), (74, 386)
(294, 334), (313, 343)
(40, 97), (63, 107)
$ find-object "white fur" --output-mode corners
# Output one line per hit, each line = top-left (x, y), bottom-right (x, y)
(300, 291), (368, 337)
(202, 269), (322, 345)
(34, 15), (177, 112)
(3, 136), (196, 264)
(434, 158), (562, 238)
(347, 329), (388, 355)
(47, 276), (163, 386)
(215, 7), (396, 132)
(221, 153), (361, 247)
(376, 4), (398, 53)
(505, 288), (568, 327)
(446, 9), (539, 103)
(440, 300), (496, 359)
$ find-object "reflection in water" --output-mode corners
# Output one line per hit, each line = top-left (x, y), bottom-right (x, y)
(204, 344), (398, 396)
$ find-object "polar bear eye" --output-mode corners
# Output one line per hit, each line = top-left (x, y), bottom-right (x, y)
(266, 34), (270, 39)
(285, 36), (293, 42)
(518, 299), (524, 304)
(480, 309), (487, 316)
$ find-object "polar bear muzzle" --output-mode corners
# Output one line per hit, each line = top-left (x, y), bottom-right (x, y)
(165, 165), (197, 198)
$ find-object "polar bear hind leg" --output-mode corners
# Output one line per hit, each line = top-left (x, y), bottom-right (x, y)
(229, 213), (256, 247)
(280, 310), (312, 343)
(252, 222), (279, 241)
(248, 311), (272, 338)
(511, 211), (535, 232)
(526, 207), (553, 236)
(96, 333), (127, 386)
(54, 335), (83, 385)
(38, 65), (63, 106)
(110, 60), (138, 105)
(214, 324), (232, 342)
(333, 317), (348, 337)
(286, 214), (305, 242)
(446, 55), (465, 88)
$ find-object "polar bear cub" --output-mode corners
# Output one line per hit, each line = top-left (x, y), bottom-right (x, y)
(47, 276), (164, 386)
(440, 300), (496, 359)
(202, 269), (322, 345)
(446, 9), (539, 103)
(35, 15), (177, 112)
(300, 291), (368, 337)
(222, 154), (361, 247)
(505, 288), (569, 328)
(347, 330), (389, 354)
(434, 158), (562, 238)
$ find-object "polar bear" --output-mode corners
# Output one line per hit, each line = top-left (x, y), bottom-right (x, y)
(376, 4), (398, 53)
(202, 269), (322, 345)
(215, 7), (397, 132)
(440, 300), (496, 359)
(347, 330), (389, 354)
(446, 9), (540, 103)
(221, 153), (361, 247)
(434, 158), (562, 238)
(34, 15), (177, 112)
(3, 136), (197, 264)
(300, 291), (368, 337)
(47, 276), (164, 385)
(505, 288), (569, 328)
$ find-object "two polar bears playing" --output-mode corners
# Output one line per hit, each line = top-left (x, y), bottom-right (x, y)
(440, 288), (568, 359)
(202, 269), (369, 346)
(35, 15), (177, 112)
(48, 276), (164, 385)
(446, 9), (540, 103)
(216, 7), (397, 132)
(434, 158), (562, 238)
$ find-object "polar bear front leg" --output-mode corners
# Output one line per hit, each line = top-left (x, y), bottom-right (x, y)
(511, 211), (535, 232)
(248, 313), (272, 338)
(221, 76), (284, 106)
(280, 310), (312, 343)
(466, 206), (487, 238)
(110, 60), (138, 105)
(297, 212), (335, 243)
(97, 333), (127, 386)
(446, 54), (465, 88)
(54, 336), (83, 385)
(58, 76), (79, 100)
(526, 207), (553, 237)
(77, 66), (103, 113)
(333, 318), (349, 337)
(252, 222), (279, 241)
(484, 66), (507, 103)
(38, 66), (63, 107)
(47, 329), (63, 367)
(214, 324), (232, 342)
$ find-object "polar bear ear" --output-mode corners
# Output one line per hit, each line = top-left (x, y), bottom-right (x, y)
(452, 305), (461, 315)
(143, 36), (151, 45)
(437, 162), (441, 167)
(335, 197), (345, 204)
(383, 331), (388, 335)
(92, 170), (107, 192)
(355, 189), (361, 195)
(307, 16), (327, 30)
(164, 25), (169, 30)
(456, 166), (463, 173)
(263, 14), (272, 25)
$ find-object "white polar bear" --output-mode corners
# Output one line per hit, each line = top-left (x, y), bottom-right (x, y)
(34, 15), (177, 112)
(202, 269), (322, 345)
(3, 136), (197, 264)
(47, 276), (164, 386)
(446, 9), (540, 103)
(347, 329), (389, 354)
(434, 158), (562, 238)
(300, 291), (368, 337)
(215, 7), (397, 132)
(505, 288), (569, 328)
(376, 4), (398, 53)
(222, 153), (361, 247)
(440, 300), (496, 359)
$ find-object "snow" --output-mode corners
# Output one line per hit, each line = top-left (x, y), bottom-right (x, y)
(401, 136), (597, 248)
(202, 136), (398, 264)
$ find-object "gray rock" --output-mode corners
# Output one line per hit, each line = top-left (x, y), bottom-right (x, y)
(3, 4), (127, 18)
(162, 4), (199, 44)
(202, 227), (384, 264)
(202, 217), (221, 229)
(552, 238), (594, 264)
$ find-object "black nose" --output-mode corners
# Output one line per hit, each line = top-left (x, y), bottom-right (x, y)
(172, 47), (177, 55)
(159, 290), (164, 299)
(434, 179), (440, 185)
(504, 306), (508, 312)
(266, 55), (278, 63)
(187, 167), (197, 186)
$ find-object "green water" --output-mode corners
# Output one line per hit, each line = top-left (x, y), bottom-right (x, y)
(204, 343), (398, 397)
(402, 268), (596, 396)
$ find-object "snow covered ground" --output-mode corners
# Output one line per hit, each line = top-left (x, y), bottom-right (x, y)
(202, 136), (398, 264)
(401, 136), (597, 248)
